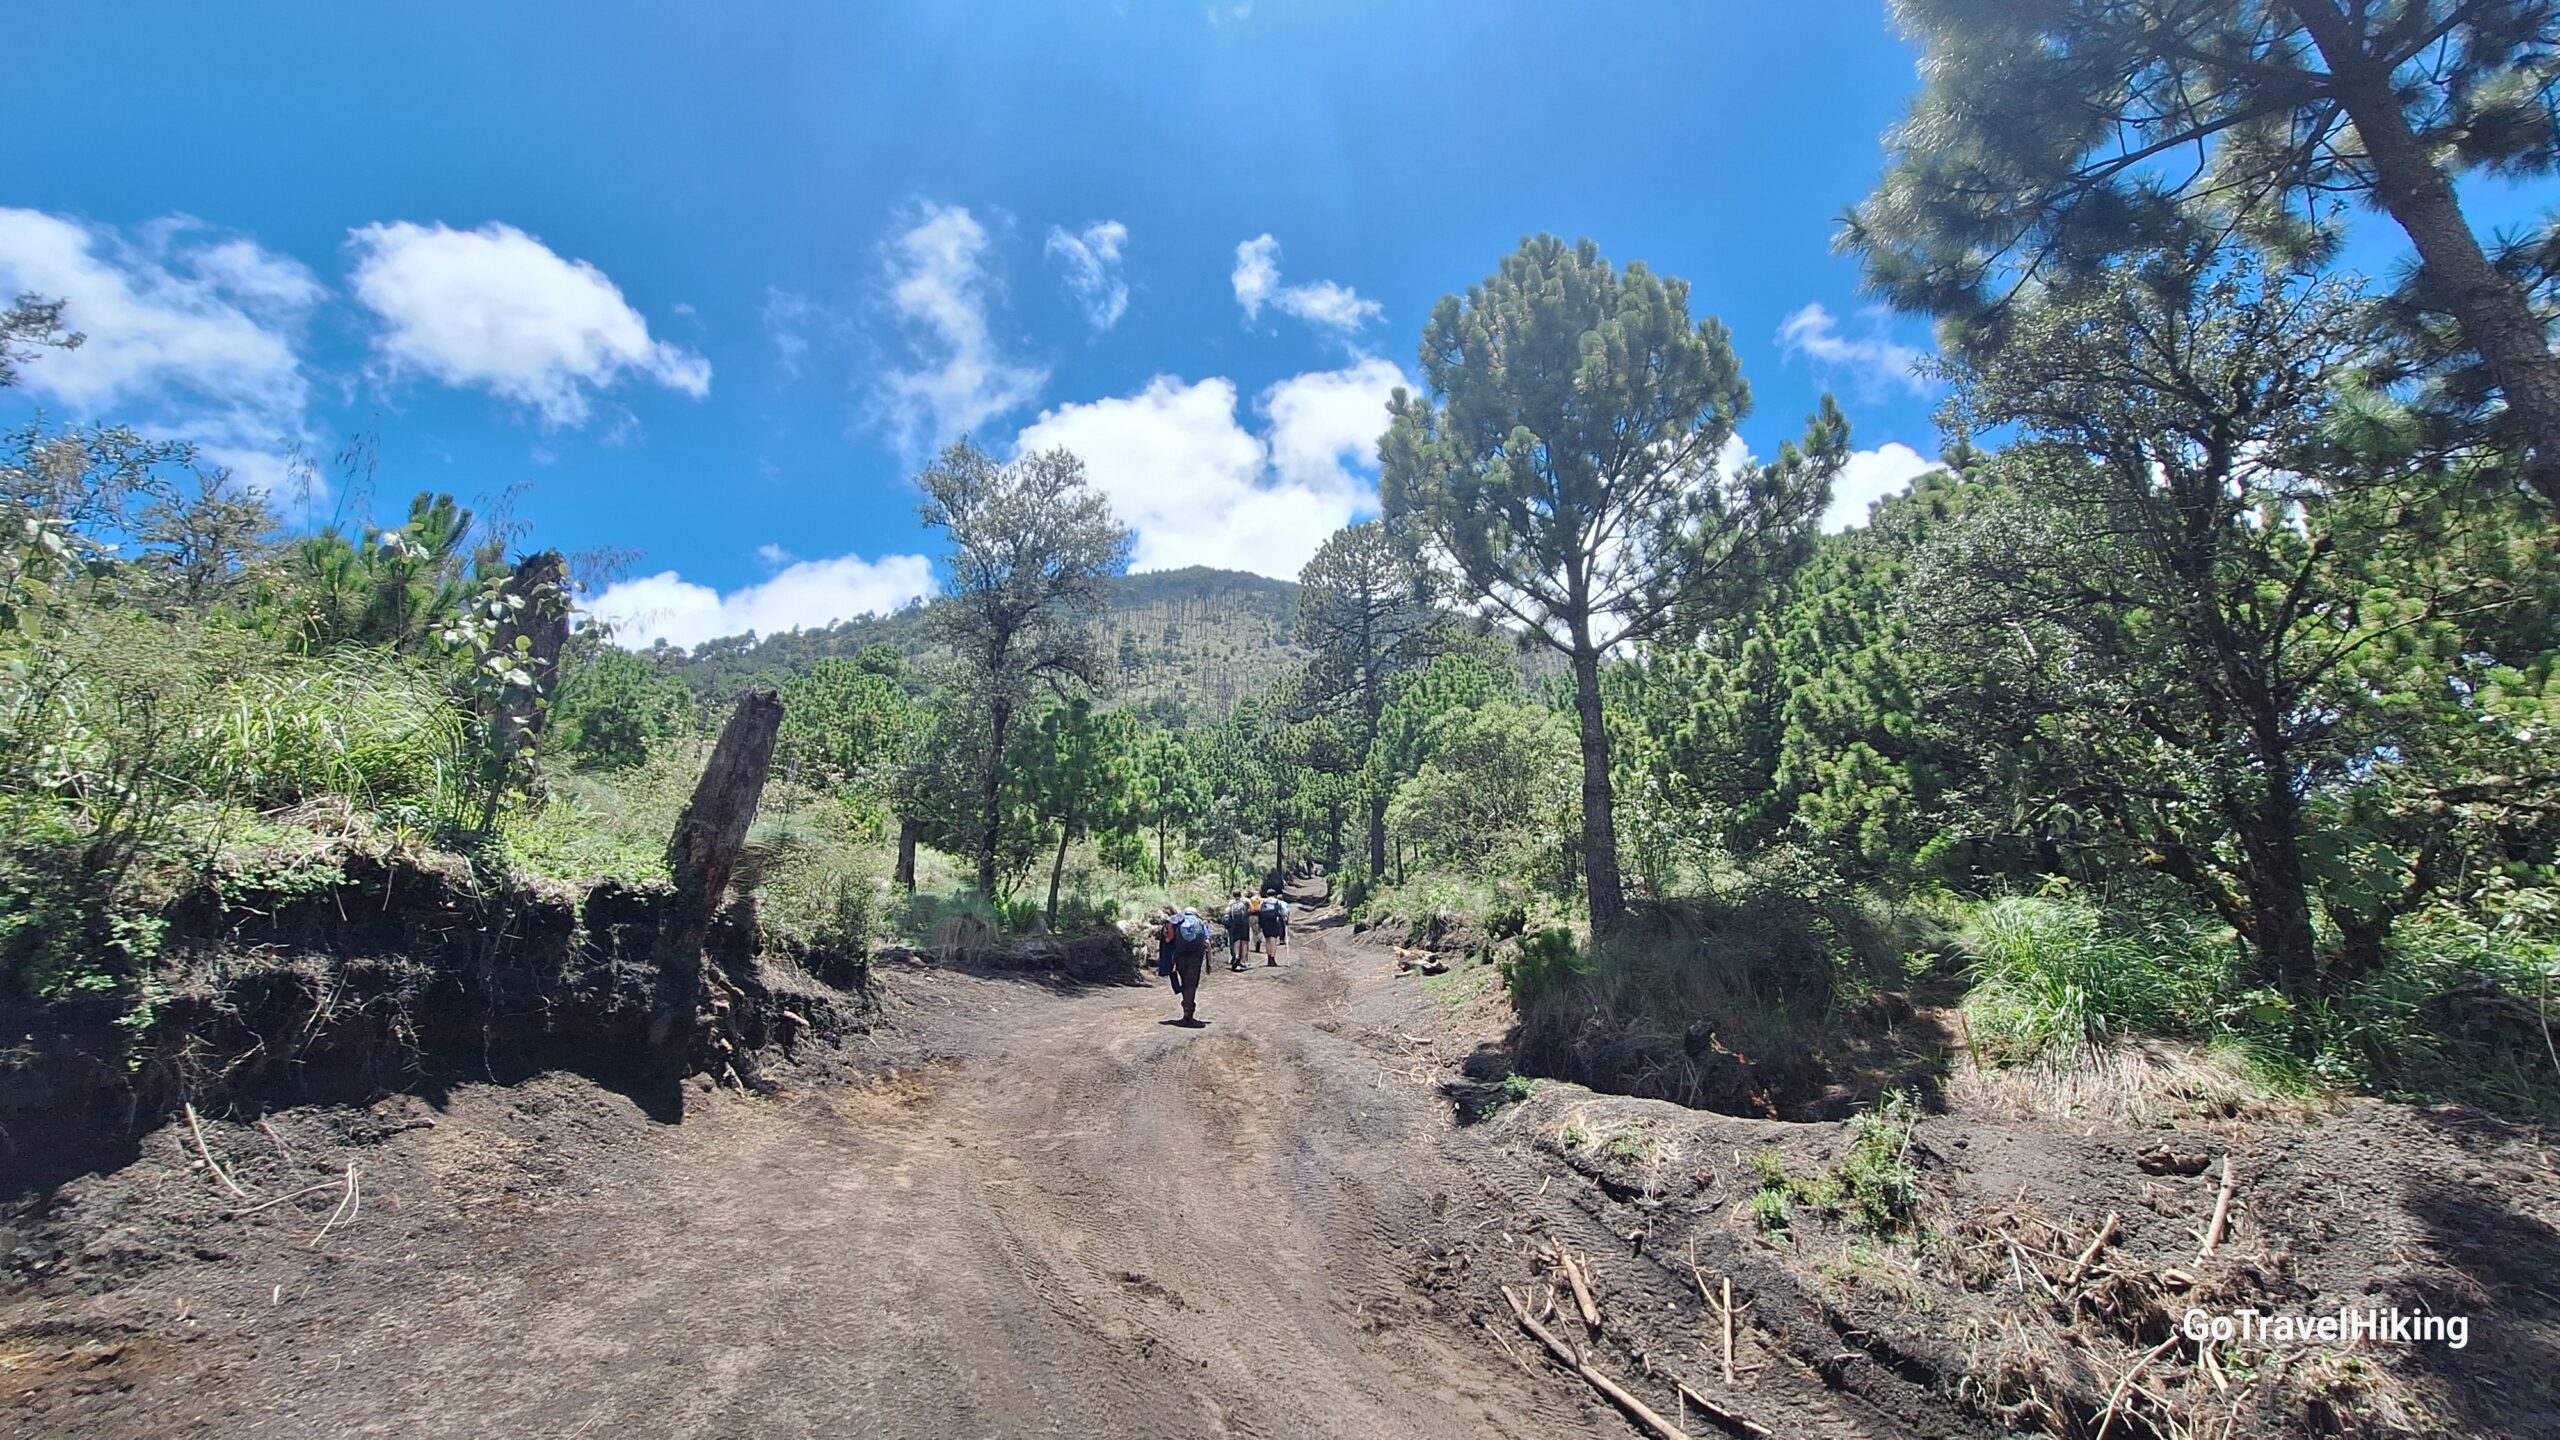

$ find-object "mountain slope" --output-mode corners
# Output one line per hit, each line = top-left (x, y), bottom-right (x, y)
(649, 566), (1306, 723)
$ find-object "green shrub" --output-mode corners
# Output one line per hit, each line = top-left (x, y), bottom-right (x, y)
(1750, 1185), (1792, 1233)
(1840, 1090), (1923, 1236)
(1502, 926), (1587, 1007)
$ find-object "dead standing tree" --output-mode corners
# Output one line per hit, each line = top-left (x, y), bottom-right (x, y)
(650, 689), (784, 1092)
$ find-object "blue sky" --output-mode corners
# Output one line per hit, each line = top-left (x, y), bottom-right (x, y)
(7, 1), (1968, 647)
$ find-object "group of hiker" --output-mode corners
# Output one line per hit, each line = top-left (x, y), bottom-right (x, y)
(1152, 888), (1293, 1024)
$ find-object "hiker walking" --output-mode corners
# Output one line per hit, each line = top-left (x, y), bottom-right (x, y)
(1161, 905), (1212, 1022)
(1223, 890), (1253, 972)
(1257, 889), (1291, 965)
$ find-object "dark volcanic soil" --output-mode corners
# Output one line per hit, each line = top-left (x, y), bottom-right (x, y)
(4, 885), (2552, 1439)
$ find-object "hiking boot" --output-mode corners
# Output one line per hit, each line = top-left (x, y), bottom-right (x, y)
(1265, 956), (1278, 967)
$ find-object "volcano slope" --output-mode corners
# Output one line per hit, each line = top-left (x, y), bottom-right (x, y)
(3, 883), (1980, 1440)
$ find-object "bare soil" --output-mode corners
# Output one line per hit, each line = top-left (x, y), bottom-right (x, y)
(5, 884), (2553, 1439)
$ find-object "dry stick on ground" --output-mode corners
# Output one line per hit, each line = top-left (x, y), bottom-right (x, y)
(1685, 1255), (1748, 1389)
(2200, 1158), (2238, 1259)
(183, 1103), (252, 1200)
(1721, 1277), (1735, 1388)
(1499, 1287), (1690, 1440)
(226, 1181), (349, 1218)
(1674, 1380), (1776, 1440)
(2094, 1335), (2181, 1440)
(1562, 1251), (1603, 1331)
(307, 1163), (359, 1249)
(2068, 1211), (2122, 1287)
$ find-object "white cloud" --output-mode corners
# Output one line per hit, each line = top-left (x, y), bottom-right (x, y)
(1776, 302), (1935, 399)
(1014, 356), (1407, 578)
(877, 203), (1047, 454)
(1231, 234), (1382, 334)
(348, 220), (709, 426)
(0, 208), (322, 490)
(590, 550), (935, 650)
(1823, 442), (1937, 531)
(1044, 220), (1130, 331)
(764, 288), (814, 378)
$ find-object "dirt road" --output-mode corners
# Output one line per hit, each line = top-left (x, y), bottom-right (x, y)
(7, 894), (1641, 1439)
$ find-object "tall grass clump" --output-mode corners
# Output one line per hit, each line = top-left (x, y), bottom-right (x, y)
(1955, 894), (2229, 1064)
(208, 652), (473, 819)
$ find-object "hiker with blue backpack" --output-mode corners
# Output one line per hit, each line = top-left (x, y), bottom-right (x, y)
(1159, 905), (1213, 1023)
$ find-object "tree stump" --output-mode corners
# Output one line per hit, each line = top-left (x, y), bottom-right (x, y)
(652, 690), (784, 1088)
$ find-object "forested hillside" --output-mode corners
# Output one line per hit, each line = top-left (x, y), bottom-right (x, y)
(650, 565), (1307, 725)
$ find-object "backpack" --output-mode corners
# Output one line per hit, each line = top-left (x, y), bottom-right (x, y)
(1225, 898), (1248, 922)
(1262, 896), (1287, 919)
(1171, 912), (1209, 948)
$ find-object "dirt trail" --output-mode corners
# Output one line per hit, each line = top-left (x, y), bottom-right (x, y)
(8, 891), (1647, 1439)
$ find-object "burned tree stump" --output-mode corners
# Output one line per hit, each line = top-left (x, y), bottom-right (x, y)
(651, 689), (784, 1088)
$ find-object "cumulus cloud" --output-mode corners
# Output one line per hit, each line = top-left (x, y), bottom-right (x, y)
(1823, 441), (1938, 531)
(1044, 220), (1130, 331)
(0, 208), (322, 491)
(1014, 356), (1407, 578)
(877, 203), (1047, 454)
(1231, 234), (1382, 334)
(1776, 302), (1935, 399)
(590, 550), (936, 651)
(348, 220), (709, 426)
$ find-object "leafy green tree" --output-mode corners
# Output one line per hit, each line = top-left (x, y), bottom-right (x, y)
(1614, 467), (1998, 887)
(1387, 698), (1581, 888)
(1919, 251), (2555, 1006)
(1014, 697), (1136, 928)
(550, 640), (695, 770)
(778, 657), (919, 805)
(1295, 521), (1446, 877)
(915, 439), (1134, 900)
(1382, 235), (1841, 932)
(0, 294), (79, 389)
(130, 467), (280, 616)
(1848, 0), (2560, 507)
(1125, 726), (1197, 885)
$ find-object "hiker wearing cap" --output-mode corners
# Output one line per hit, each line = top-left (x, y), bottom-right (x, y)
(1160, 905), (1213, 1022)
(1222, 890), (1254, 972)
(1257, 890), (1291, 965)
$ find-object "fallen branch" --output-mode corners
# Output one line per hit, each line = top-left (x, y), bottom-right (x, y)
(2200, 1157), (2237, 1258)
(1675, 1380), (1775, 1440)
(1561, 1251), (1602, 1331)
(2068, 1211), (2122, 1287)
(184, 1103), (251, 1200)
(1500, 1287), (1689, 1440)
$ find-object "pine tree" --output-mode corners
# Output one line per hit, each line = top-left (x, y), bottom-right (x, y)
(1382, 236), (1841, 933)
(1848, 0), (2560, 507)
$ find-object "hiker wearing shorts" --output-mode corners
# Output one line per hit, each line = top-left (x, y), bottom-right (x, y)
(1257, 891), (1289, 965)
(1164, 906), (1212, 1022)
(1223, 890), (1253, 972)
